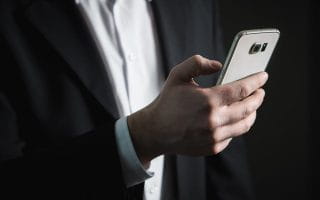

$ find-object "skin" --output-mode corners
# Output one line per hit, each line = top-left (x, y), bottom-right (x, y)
(127, 55), (268, 167)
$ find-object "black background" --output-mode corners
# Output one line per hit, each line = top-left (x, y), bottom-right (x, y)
(219, 0), (319, 199)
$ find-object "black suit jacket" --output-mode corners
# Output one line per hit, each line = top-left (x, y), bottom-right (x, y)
(0, 0), (254, 199)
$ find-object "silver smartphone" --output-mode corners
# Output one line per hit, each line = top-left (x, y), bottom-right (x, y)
(216, 28), (280, 85)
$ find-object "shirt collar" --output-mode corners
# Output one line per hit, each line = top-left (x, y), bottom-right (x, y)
(98, 0), (153, 8)
(103, 0), (152, 3)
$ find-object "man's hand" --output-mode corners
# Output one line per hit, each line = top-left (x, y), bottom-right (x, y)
(128, 55), (268, 166)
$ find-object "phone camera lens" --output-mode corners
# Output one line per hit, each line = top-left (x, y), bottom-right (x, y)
(249, 43), (262, 54)
(261, 43), (268, 52)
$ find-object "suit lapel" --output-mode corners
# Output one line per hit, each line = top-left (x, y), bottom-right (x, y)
(151, 0), (191, 76)
(24, 0), (119, 118)
(151, 1), (214, 200)
(151, 0), (221, 87)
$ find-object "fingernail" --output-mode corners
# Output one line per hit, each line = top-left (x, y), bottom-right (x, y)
(210, 60), (222, 70)
(214, 60), (223, 68)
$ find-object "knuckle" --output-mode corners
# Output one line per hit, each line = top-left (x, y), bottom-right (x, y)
(168, 67), (178, 80)
(212, 144), (221, 155)
(192, 54), (203, 65)
(252, 111), (257, 120)
(259, 90), (266, 104)
(211, 128), (221, 144)
(170, 66), (179, 77)
(258, 73), (268, 85)
(221, 85), (234, 96)
(241, 106), (251, 119)
(218, 85), (234, 101)
(259, 88), (266, 97)
(239, 84), (250, 98)
(251, 95), (263, 109)
(243, 120), (252, 132)
(209, 112), (221, 128)
(191, 55), (204, 76)
(252, 94), (264, 111)
(207, 89), (220, 106)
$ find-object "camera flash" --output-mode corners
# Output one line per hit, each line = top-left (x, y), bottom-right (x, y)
(261, 43), (268, 52)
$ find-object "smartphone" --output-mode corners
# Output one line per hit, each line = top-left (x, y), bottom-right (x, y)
(216, 28), (280, 85)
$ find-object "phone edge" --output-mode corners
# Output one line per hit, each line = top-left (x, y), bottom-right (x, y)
(216, 31), (242, 85)
(216, 28), (280, 85)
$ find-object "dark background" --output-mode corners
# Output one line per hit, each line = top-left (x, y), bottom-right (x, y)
(219, 0), (319, 199)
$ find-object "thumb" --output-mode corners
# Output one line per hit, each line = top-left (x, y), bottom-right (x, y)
(172, 55), (222, 83)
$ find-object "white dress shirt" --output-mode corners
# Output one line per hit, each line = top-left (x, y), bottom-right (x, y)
(75, 0), (165, 200)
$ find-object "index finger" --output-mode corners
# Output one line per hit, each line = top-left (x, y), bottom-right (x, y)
(214, 71), (268, 105)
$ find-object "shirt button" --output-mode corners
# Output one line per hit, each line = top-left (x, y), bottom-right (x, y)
(128, 53), (136, 62)
(148, 186), (155, 194)
(148, 184), (158, 195)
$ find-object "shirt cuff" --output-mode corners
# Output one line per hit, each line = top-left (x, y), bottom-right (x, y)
(115, 116), (153, 188)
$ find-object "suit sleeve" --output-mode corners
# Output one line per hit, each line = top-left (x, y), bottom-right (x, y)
(205, 138), (255, 200)
(0, 96), (126, 198)
(0, 35), (133, 199)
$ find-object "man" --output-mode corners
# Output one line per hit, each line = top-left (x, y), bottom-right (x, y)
(0, 0), (267, 199)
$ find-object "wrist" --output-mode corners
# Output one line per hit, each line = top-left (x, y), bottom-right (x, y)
(127, 109), (159, 167)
